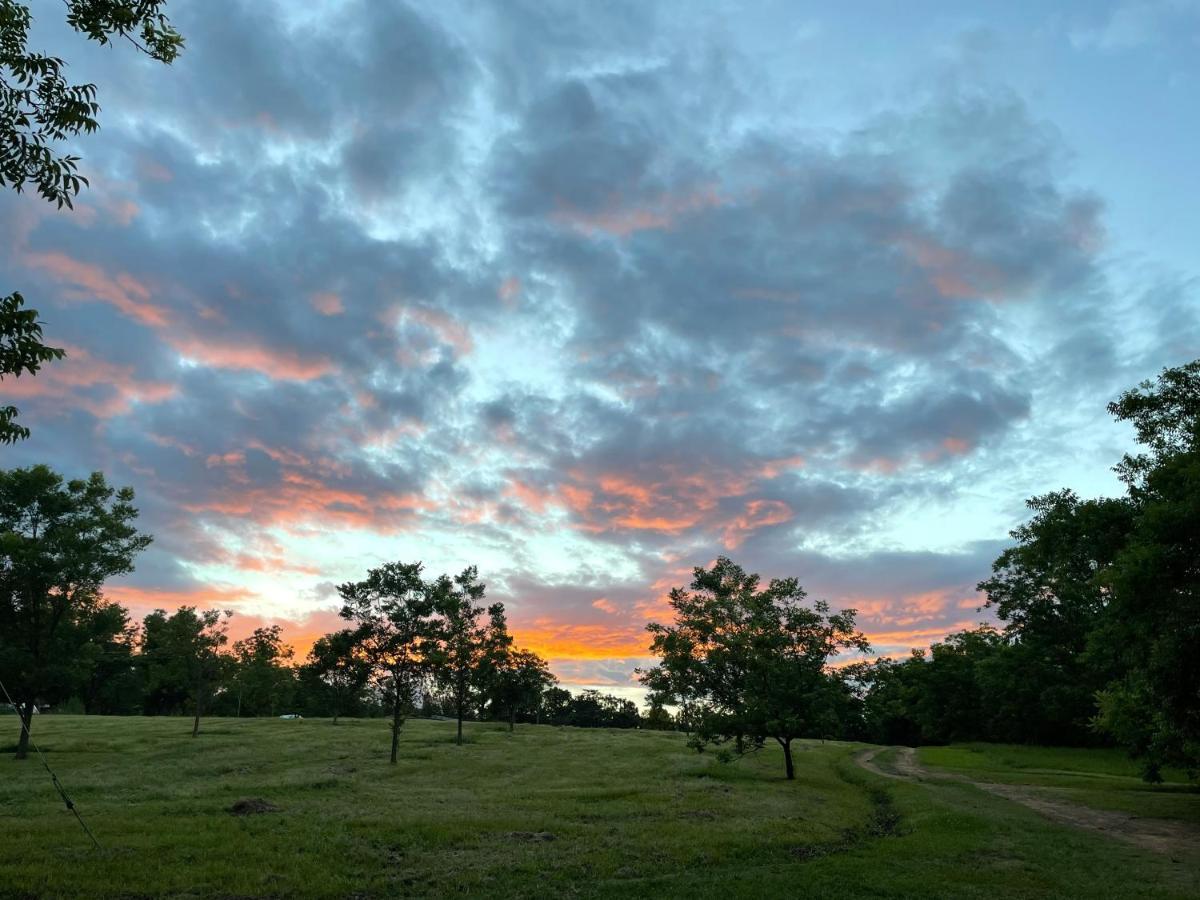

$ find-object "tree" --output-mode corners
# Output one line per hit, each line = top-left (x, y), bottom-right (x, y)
(640, 556), (869, 780)
(0, 465), (151, 758)
(75, 601), (141, 715)
(427, 567), (491, 745)
(338, 561), (435, 764)
(140, 606), (229, 737)
(490, 648), (554, 731)
(1, 1), (182, 442)
(228, 626), (295, 717)
(1093, 361), (1200, 780)
(300, 629), (371, 724)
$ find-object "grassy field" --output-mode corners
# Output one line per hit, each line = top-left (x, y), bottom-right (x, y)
(1, 717), (1197, 898)
(919, 743), (1200, 825)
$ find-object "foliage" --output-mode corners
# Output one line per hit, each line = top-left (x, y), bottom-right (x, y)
(641, 556), (869, 779)
(227, 625), (295, 718)
(1, 1), (181, 442)
(426, 566), (493, 744)
(298, 629), (371, 723)
(489, 647), (555, 730)
(0, 292), (65, 443)
(337, 560), (436, 763)
(140, 606), (229, 736)
(0, 464), (150, 757)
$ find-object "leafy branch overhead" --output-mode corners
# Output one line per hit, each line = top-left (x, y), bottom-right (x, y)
(0, 0), (181, 442)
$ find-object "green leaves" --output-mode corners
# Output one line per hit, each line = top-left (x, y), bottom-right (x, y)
(0, 291), (66, 444)
(641, 556), (869, 778)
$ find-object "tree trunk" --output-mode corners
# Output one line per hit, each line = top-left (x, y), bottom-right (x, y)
(781, 737), (795, 780)
(509, 705), (515, 733)
(192, 677), (206, 738)
(389, 687), (402, 764)
(332, 705), (340, 726)
(456, 695), (464, 745)
(15, 700), (34, 760)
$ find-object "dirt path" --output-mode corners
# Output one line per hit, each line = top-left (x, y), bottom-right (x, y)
(854, 746), (1200, 859)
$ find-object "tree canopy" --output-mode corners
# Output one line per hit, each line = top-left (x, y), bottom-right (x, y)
(641, 556), (869, 780)
(0, 464), (151, 757)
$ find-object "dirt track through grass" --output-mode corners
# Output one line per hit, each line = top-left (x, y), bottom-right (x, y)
(855, 746), (1200, 859)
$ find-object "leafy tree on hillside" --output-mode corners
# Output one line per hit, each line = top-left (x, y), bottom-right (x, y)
(1, 1), (182, 442)
(338, 562), (435, 764)
(141, 606), (230, 737)
(641, 556), (869, 780)
(0, 465), (151, 758)
(300, 629), (371, 724)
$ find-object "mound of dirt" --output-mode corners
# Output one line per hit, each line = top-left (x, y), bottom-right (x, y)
(228, 798), (280, 816)
(506, 831), (556, 842)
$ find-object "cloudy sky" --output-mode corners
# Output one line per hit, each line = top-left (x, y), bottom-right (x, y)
(3, 0), (1197, 696)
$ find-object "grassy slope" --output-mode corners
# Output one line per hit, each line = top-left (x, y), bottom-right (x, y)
(919, 743), (1200, 825)
(0, 717), (1194, 898)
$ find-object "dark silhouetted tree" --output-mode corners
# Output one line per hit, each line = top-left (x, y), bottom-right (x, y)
(641, 556), (869, 780)
(338, 562), (434, 763)
(300, 629), (371, 724)
(141, 606), (229, 737)
(0, 465), (150, 757)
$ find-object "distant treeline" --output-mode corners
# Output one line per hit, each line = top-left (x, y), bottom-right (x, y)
(0, 603), (650, 733)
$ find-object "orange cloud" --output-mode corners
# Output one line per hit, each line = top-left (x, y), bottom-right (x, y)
(24, 251), (169, 327)
(1, 344), (176, 417)
(170, 336), (334, 381)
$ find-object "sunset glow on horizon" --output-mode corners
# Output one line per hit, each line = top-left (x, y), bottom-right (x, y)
(4, 0), (1198, 700)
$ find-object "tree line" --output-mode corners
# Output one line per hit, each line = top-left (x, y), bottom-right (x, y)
(0, 534), (659, 761)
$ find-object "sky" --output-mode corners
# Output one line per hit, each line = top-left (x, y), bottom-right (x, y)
(2, 0), (1198, 699)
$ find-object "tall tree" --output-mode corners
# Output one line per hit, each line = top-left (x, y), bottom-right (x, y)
(338, 562), (434, 764)
(1, 1), (182, 441)
(641, 557), (869, 780)
(0, 465), (150, 758)
(140, 606), (229, 737)
(1094, 361), (1200, 780)
(428, 568), (491, 745)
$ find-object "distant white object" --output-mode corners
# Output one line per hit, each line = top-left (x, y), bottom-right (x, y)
(279, 714), (303, 720)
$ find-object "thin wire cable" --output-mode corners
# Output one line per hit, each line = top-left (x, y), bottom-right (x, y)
(0, 677), (101, 850)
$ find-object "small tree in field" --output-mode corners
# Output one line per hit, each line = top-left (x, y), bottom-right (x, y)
(428, 568), (492, 745)
(301, 629), (371, 724)
(0, 465), (151, 758)
(141, 606), (230, 737)
(640, 557), (869, 780)
(338, 562), (434, 763)
(491, 648), (554, 731)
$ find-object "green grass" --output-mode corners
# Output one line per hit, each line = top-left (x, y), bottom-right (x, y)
(0, 717), (1196, 898)
(920, 743), (1200, 825)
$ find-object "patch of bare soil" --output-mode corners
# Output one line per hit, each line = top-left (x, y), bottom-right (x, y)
(855, 746), (1200, 859)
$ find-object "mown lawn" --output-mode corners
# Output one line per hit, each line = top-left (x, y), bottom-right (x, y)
(1, 716), (1197, 898)
(920, 743), (1200, 825)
